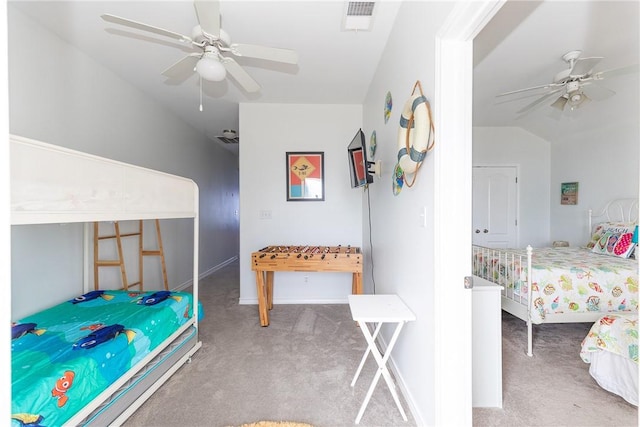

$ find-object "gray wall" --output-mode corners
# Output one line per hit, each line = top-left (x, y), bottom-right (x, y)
(9, 6), (239, 318)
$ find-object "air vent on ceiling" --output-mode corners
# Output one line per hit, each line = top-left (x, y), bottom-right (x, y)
(343, 2), (376, 31)
(217, 136), (238, 144)
(216, 129), (239, 144)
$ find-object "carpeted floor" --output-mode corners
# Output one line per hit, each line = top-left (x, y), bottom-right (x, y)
(124, 260), (637, 426)
(123, 260), (415, 427)
(473, 312), (638, 426)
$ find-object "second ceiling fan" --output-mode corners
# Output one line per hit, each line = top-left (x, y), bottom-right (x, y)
(497, 50), (638, 115)
(101, 0), (298, 93)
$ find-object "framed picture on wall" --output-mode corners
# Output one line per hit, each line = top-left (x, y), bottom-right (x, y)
(286, 152), (325, 201)
(561, 182), (578, 205)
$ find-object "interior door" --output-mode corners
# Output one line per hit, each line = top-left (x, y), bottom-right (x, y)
(472, 166), (517, 248)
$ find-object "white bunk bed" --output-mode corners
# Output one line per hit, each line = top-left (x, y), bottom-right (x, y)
(472, 198), (638, 357)
(10, 134), (202, 426)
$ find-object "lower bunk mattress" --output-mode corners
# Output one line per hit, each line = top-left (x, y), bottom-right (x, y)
(11, 289), (196, 426)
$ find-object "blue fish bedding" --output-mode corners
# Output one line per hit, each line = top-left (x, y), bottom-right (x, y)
(11, 290), (195, 427)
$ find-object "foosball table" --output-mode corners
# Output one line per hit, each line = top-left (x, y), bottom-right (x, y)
(251, 245), (363, 326)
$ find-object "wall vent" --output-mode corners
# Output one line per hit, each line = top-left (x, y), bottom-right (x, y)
(343, 2), (375, 31)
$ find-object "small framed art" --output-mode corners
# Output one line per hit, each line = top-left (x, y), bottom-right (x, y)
(286, 152), (325, 201)
(561, 182), (578, 205)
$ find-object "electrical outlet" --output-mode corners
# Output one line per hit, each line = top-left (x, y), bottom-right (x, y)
(304, 275), (309, 283)
(259, 210), (272, 219)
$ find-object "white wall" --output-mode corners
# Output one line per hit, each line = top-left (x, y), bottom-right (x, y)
(9, 6), (239, 319)
(473, 119), (639, 249)
(473, 126), (551, 246)
(362, 2), (455, 425)
(550, 122), (639, 246)
(238, 103), (363, 304)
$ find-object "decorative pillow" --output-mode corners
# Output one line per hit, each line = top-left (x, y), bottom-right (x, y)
(586, 222), (635, 249)
(590, 223), (637, 258)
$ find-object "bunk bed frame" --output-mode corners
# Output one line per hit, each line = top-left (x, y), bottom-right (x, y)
(10, 134), (202, 425)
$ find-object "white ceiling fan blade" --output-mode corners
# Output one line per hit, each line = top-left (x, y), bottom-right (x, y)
(516, 89), (563, 115)
(221, 57), (261, 92)
(194, 0), (220, 38)
(497, 83), (561, 97)
(592, 63), (639, 80)
(581, 82), (615, 101)
(101, 14), (192, 43)
(570, 57), (603, 76)
(162, 54), (200, 79)
(230, 44), (299, 65)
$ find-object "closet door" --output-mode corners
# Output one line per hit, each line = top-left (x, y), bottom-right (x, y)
(472, 166), (518, 248)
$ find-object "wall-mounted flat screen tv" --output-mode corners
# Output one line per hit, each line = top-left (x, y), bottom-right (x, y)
(347, 128), (374, 188)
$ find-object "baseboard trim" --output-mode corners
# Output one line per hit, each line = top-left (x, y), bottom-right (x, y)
(238, 297), (348, 305)
(173, 256), (238, 291)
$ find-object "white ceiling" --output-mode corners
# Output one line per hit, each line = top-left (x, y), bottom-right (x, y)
(10, 0), (402, 155)
(9, 1), (640, 153)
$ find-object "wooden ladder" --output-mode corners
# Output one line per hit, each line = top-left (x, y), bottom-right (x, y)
(93, 219), (169, 291)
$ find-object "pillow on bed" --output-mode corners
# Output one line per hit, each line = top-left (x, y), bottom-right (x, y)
(586, 222), (634, 249)
(590, 223), (637, 258)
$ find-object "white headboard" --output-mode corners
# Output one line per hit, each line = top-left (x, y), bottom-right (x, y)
(588, 198), (639, 236)
(10, 135), (199, 225)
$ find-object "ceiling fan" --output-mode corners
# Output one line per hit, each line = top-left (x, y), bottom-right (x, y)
(497, 50), (639, 115)
(101, 0), (298, 94)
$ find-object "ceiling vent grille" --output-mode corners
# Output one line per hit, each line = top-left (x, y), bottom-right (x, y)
(216, 129), (239, 144)
(217, 136), (239, 144)
(343, 2), (375, 31)
(347, 2), (375, 16)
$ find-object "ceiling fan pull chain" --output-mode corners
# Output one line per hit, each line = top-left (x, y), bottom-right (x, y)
(199, 75), (204, 112)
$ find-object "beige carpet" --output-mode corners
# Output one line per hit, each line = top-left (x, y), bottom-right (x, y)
(239, 422), (313, 427)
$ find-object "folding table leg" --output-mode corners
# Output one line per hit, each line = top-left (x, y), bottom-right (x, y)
(351, 322), (383, 387)
(354, 320), (408, 425)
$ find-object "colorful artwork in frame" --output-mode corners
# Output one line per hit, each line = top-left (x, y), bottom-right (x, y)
(286, 152), (325, 201)
(561, 182), (578, 205)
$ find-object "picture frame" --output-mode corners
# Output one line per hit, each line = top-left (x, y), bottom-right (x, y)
(561, 182), (578, 205)
(286, 151), (325, 201)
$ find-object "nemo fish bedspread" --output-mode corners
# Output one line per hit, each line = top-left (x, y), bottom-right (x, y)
(11, 289), (194, 426)
(473, 247), (638, 323)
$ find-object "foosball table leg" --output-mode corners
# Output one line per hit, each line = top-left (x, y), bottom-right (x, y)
(266, 271), (274, 310)
(352, 272), (363, 295)
(255, 270), (269, 326)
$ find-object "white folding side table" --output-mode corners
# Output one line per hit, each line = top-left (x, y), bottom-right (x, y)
(348, 294), (416, 425)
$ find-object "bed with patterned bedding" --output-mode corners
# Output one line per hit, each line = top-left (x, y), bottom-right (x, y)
(580, 313), (639, 406)
(472, 246), (638, 324)
(11, 289), (195, 426)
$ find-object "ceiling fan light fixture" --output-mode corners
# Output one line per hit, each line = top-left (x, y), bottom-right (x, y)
(196, 55), (226, 81)
(551, 95), (568, 111)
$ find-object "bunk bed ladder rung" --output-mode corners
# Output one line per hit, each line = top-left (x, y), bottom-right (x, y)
(94, 219), (169, 292)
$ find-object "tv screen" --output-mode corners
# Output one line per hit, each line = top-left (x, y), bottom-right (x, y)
(347, 129), (374, 188)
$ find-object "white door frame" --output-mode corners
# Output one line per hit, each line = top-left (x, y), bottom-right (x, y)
(433, 1), (505, 425)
